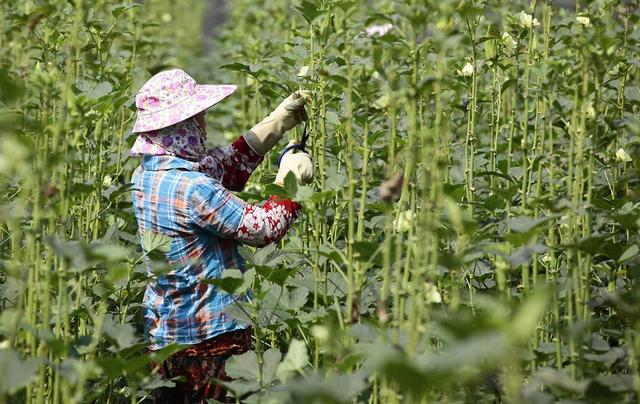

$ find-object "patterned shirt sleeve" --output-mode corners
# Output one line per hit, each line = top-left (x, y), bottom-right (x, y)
(191, 182), (301, 247)
(190, 181), (247, 239)
(199, 136), (263, 192)
(236, 196), (301, 247)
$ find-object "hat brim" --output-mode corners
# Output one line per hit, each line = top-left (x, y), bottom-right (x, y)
(132, 84), (237, 133)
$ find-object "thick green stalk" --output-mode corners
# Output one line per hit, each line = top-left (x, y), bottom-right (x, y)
(519, 0), (538, 212)
(464, 18), (478, 216)
(344, 28), (356, 323)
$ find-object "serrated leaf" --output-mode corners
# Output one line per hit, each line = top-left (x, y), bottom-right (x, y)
(142, 231), (171, 253)
(87, 82), (113, 99)
(295, 1), (321, 24)
(276, 339), (309, 382)
(0, 347), (40, 394)
(282, 287), (308, 311)
(295, 185), (314, 201)
(203, 269), (244, 295)
(102, 316), (137, 350)
(226, 350), (260, 380)
(262, 348), (281, 385)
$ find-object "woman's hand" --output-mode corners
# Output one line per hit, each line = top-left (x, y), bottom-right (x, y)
(274, 143), (314, 186)
(243, 91), (310, 156)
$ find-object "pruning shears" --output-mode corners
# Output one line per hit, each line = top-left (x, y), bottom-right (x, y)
(276, 122), (310, 168)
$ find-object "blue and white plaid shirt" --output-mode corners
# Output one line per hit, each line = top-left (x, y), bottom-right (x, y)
(131, 137), (301, 350)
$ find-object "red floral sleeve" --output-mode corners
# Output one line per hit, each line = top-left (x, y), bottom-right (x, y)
(197, 136), (301, 246)
(199, 136), (263, 192)
(236, 196), (301, 247)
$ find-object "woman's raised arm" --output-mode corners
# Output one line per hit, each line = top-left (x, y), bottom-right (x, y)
(199, 91), (309, 192)
(200, 136), (264, 192)
(189, 180), (300, 247)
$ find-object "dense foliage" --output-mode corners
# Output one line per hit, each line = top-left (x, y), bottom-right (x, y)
(1, 0), (639, 403)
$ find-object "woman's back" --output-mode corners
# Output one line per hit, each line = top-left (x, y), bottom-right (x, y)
(132, 154), (248, 350)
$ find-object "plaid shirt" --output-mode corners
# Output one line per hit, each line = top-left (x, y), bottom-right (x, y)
(132, 137), (300, 350)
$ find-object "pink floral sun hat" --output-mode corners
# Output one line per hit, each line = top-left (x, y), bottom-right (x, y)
(132, 68), (236, 133)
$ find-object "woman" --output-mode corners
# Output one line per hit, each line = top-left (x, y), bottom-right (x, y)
(129, 69), (313, 402)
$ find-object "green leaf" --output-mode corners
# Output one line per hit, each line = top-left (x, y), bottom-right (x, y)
(0, 347), (40, 394)
(148, 344), (189, 364)
(264, 183), (293, 199)
(110, 4), (140, 18)
(243, 391), (291, 404)
(618, 244), (639, 263)
(353, 240), (383, 266)
(256, 266), (298, 286)
(276, 339), (309, 382)
(281, 287), (309, 311)
(284, 171), (298, 197)
(102, 317), (137, 351)
(373, 93), (390, 109)
(0, 69), (25, 104)
(226, 350), (260, 380)
(283, 372), (368, 402)
(224, 301), (253, 324)
(529, 368), (588, 395)
(59, 358), (97, 385)
(585, 374), (634, 400)
(203, 269), (244, 295)
(87, 82), (113, 99)
(504, 245), (547, 266)
(509, 289), (550, 342)
(89, 242), (130, 262)
(262, 348), (281, 385)
(216, 379), (260, 398)
(476, 170), (515, 183)
(506, 215), (557, 233)
(45, 236), (88, 271)
(142, 231), (171, 253)
(295, 1), (321, 24)
(250, 244), (280, 267)
(294, 185), (314, 202)
(220, 62), (252, 74)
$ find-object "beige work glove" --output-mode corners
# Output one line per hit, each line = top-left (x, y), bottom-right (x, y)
(243, 91), (310, 155)
(274, 143), (314, 186)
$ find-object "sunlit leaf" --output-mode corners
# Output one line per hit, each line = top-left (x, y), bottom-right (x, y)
(276, 339), (309, 382)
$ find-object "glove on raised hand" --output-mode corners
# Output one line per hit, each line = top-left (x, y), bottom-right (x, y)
(274, 143), (314, 186)
(243, 91), (310, 155)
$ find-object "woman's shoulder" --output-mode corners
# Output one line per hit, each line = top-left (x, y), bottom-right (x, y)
(187, 172), (224, 190)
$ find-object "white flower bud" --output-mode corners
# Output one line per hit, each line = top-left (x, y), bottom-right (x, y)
(585, 103), (595, 119)
(616, 148), (632, 163)
(517, 11), (540, 28)
(311, 325), (329, 342)
(297, 66), (310, 78)
(366, 23), (393, 37)
(394, 210), (414, 232)
(458, 62), (474, 77)
(576, 16), (591, 27)
(424, 282), (442, 304)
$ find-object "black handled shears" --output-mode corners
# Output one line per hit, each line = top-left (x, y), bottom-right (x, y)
(276, 122), (310, 168)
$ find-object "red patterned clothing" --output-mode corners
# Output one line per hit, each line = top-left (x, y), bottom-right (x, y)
(152, 328), (253, 403)
(132, 136), (300, 350)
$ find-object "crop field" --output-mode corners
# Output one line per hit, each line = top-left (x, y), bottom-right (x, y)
(0, 0), (639, 402)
